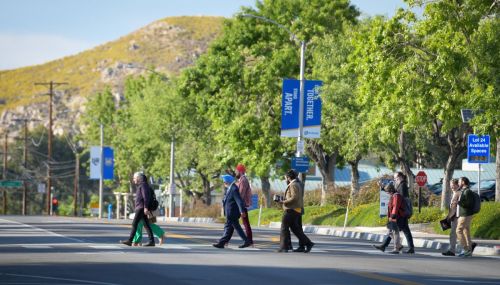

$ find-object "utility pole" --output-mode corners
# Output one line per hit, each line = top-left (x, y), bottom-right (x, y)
(2, 130), (8, 214)
(35, 81), (68, 215)
(13, 118), (37, 215)
(73, 151), (80, 216)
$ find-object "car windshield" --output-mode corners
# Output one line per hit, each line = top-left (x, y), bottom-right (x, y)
(471, 180), (495, 189)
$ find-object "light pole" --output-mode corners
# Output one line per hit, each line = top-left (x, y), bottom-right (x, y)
(242, 14), (306, 157)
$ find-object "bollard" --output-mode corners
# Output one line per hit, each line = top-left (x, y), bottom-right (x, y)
(108, 203), (113, 220)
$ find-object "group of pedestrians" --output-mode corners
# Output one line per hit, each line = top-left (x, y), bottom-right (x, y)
(119, 167), (478, 257)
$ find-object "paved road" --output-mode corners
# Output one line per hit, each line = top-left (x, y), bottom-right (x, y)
(1, 216), (499, 285)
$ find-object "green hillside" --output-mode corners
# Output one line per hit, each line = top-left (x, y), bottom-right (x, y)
(0, 16), (224, 113)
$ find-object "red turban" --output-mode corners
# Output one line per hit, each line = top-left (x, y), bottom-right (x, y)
(236, 163), (246, 173)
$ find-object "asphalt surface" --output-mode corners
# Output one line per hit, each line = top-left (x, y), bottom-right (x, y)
(1, 216), (499, 285)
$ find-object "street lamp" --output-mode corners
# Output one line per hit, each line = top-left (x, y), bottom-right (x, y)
(241, 14), (307, 157)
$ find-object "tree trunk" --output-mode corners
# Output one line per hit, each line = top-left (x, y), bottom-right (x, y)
(260, 176), (271, 207)
(198, 172), (211, 206)
(398, 128), (415, 195)
(306, 140), (337, 206)
(348, 157), (361, 201)
(496, 140), (499, 202)
(440, 127), (467, 210)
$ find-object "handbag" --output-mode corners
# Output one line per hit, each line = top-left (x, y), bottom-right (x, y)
(386, 221), (398, 231)
(439, 218), (451, 231)
(148, 213), (157, 224)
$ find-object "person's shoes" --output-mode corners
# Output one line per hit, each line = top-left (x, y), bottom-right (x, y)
(132, 242), (141, 247)
(442, 250), (455, 256)
(238, 242), (252, 248)
(120, 240), (132, 246)
(464, 250), (473, 257)
(388, 250), (400, 254)
(293, 246), (305, 252)
(287, 245), (293, 251)
(372, 244), (386, 252)
(396, 245), (404, 252)
(458, 250), (466, 257)
(212, 243), (224, 249)
(471, 242), (477, 253)
(276, 249), (288, 253)
(143, 242), (155, 247)
(304, 243), (315, 253)
(404, 247), (415, 254)
(159, 234), (167, 245)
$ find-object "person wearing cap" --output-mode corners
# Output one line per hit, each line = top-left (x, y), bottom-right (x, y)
(235, 163), (254, 246)
(213, 174), (251, 249)
(120, 172), (155, 247)
(277, 169), (314, 253)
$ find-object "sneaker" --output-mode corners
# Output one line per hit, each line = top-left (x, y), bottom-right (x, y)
(304, 242), (315, 253)
(120, 240), (132, 246)
(404, 247), (415, 254)
(458, 250), (466, 257)
(372, 244), (386, 252)
(442, 251), (455, 256)
(471, 242), (477, 253)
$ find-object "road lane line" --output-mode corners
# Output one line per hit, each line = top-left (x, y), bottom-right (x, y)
(0, 218), (86, 243)
(2, 273), (121, 285)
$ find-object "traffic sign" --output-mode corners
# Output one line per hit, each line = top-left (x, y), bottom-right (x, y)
(291, 156), (310, 173)
(415, 171), (427, 187)
(0, 180), (22, 188)
(90, 146), (114, 180)
(281, 79), (322, 138)
(467, 134), (490, 163)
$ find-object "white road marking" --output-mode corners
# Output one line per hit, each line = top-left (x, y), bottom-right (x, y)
(1, 273), (121, 285)
(0, 218), (86, 243)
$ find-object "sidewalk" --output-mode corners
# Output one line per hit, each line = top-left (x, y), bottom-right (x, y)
(268, 222), (500, 256)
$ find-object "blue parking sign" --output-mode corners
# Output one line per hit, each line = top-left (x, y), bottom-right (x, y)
(467, 134), (490, 163)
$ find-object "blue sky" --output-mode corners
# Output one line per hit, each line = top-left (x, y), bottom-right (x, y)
(0, 0), (409, 70)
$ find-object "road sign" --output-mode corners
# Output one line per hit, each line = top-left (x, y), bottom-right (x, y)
(291, 156), (310, 173)
(90, 146), (114, 180)
(0, 180), (22, 188)
(281, 79), (322, 138)
(467, 134), (490, 163)
(415, 171), (427, 187)
(379, 189), (390, 217)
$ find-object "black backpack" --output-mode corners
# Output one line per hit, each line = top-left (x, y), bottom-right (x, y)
(148, 187), (159, 211)
(471, 191), (481, 215)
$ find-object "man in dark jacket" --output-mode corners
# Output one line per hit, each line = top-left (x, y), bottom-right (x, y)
(457, 176), (476, 257)
(213, 175), (251, 249)
(121, 172), (155, 247)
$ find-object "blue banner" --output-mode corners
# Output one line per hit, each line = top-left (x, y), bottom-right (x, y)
(103, 147), (114, 180)
(467, 134), (490, 164)
(281, 79), (322, 138)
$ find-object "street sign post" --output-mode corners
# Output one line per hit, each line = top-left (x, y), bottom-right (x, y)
(467, 134), (490, 195)
(415, 171), (427, 213)
(0, 180), (22, 188)
(291, 156), (310, 173)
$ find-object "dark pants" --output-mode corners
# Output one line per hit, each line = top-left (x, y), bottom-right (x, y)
(280, 209), (312, 250)
(241, 210), (253, 243)
(218, 217), (248, 244)
(128, 208), (154, 243)
(397, 217), (414, 248)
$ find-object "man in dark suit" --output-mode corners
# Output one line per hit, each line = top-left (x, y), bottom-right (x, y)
(213, 175), (251, 249)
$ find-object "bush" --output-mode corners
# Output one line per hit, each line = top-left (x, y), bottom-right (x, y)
(184, 204), (222, 218)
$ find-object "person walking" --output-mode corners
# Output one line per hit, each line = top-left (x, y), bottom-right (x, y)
(442, 179), (462, 256)
(235, 163), (254, 246)
(213, 175), (251, 249)
(132, 218), (167, 246)
(372, 183), (403, 254)
(276, 169), (314, 253)
(120, 172), (155, 247)
(394, 171), (415, 254)
(456, 176), (476, 257)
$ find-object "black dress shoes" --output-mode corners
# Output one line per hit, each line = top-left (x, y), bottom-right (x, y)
(143, 242), (155, 247)
(239, 242), (252, 248)
(120, 240), (132, 246)
(404, 247), (415, 254)
(293, 246), (305, 252)
(212, 243), (225, 249)
(304, 243), (315, 253)
(372, 244), (386, 252)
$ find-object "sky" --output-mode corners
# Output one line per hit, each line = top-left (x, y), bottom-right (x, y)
(0, 0), (409, 71)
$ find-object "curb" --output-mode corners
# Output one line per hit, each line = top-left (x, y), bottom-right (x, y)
(268, 222), (499, 256)
(158, 217), (215, 224)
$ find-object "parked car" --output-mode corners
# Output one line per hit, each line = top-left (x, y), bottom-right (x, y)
(428, 179), (476, 196)
(471, 179), (496, 201)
